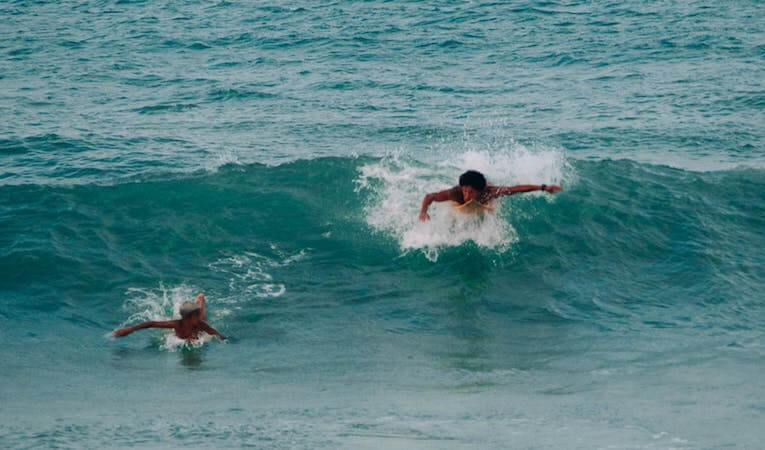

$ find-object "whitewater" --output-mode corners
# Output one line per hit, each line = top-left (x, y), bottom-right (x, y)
(2, 1), (764, 448)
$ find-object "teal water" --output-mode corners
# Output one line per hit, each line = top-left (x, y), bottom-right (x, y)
(2, 1), (764, 448)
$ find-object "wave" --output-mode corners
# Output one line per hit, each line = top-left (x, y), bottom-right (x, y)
(1, 152), (762, 265)
(1, 152), (763, 328)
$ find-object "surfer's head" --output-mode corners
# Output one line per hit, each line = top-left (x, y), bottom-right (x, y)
(179, 302), (202, 324)
(459, 170), (487, 201)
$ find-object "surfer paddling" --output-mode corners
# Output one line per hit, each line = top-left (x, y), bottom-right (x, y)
(113, 293), (225, 341)
(419, 170), (562, 221)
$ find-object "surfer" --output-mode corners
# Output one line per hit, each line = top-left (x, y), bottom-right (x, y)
(113, 293), (225, 341)
(419, 170), (562, 221)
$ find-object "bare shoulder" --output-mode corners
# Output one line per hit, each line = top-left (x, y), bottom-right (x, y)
(446, 186), (463, 200)
(482, 185), (503, 200)
(430, 186), (461, 202)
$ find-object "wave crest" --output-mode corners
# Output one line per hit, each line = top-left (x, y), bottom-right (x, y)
(356, 144), (571, 261)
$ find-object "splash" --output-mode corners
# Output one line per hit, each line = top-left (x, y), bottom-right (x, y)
(356, 143), (571, 261)
(119, 283), (215, 351)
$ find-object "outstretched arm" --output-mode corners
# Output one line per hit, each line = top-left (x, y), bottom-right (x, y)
(200, 321), (225, 340)
(196, 293), (206, 320)
(113, 320), (176, 337)
(419, 188), (459, 221)
(491, 184), (562, 199)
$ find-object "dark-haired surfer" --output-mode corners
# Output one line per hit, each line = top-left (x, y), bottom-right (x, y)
(113, 293), (225, 341)
(419, 170), (562, 221)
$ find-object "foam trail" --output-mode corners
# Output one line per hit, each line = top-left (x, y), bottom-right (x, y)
(357, 143), (571, 261)
(207, 245), (308, 302)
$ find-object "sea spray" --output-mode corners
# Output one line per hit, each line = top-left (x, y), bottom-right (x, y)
(120, 283), (214, 351)
(356, 144), (572, 260)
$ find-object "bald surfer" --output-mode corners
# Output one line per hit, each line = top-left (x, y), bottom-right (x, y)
(419, 170), (562, 221)
(113, 293), (225, 341)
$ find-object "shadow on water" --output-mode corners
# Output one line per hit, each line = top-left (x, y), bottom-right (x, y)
(109, 342), (164, 370)
(431, 246), (573, 384)
(178, 347), (205, 370)
(109, 340), (206, 370)
(433, 249), (495, 375)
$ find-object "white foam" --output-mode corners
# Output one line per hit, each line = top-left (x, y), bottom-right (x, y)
(119, 283), (217, 351)
(356, 143), (571, 261)
(203, 149), (242, 173)
(122, 282), (193, 324)
(207, 245), (309, 302)
(161, 331), (214, 351)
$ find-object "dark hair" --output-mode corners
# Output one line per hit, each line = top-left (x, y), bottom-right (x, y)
(458, 170), (487, 190)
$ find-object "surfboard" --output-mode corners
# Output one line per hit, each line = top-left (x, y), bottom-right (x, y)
(452, 200), (495, 213)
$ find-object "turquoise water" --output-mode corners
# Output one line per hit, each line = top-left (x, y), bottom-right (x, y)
(2, 1), (764, 448)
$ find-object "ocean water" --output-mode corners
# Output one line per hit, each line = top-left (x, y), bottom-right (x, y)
(1, 1), (764, 448)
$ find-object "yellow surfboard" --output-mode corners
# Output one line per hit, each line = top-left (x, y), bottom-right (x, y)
(452, 199), (495, 213)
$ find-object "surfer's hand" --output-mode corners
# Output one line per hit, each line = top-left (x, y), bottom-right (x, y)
(545, 185), (562, 193)
(113, 328), (129, 337)
(419, 211), (430, 222)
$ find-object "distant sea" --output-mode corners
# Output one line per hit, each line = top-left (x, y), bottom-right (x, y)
(1, 1), (763, 447)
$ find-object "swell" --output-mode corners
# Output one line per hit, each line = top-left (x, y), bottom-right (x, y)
(1, 156), (762, 300)
(0, 156), (763, 350)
